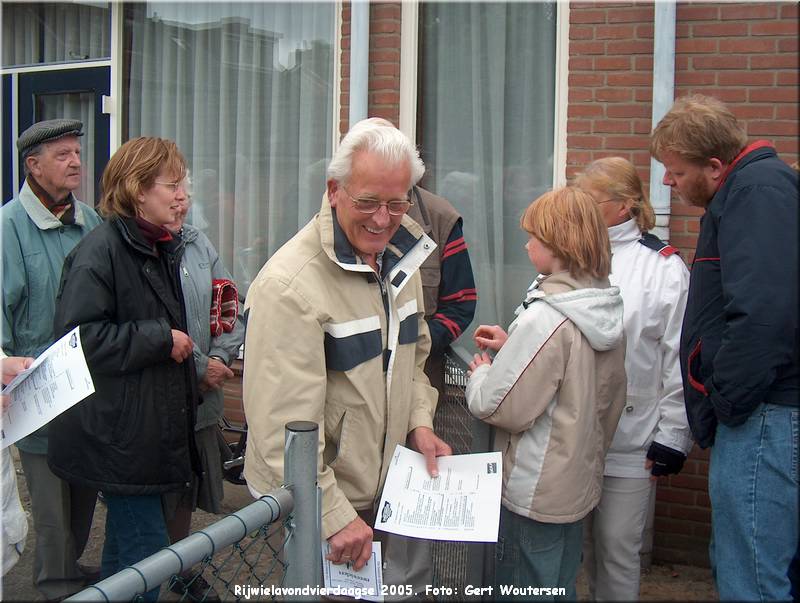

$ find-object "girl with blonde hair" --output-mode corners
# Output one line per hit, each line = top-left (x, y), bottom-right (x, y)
(466, 186), (627, 599)
(575, 157), (692, 601)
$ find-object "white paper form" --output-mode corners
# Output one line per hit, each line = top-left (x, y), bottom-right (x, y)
(1, 327), (94, 449)
(322, 541), (383, 602)
(374, 445), (502, 542)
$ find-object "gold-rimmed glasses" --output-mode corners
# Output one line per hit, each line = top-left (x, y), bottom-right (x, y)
(340, 186), (414, 216)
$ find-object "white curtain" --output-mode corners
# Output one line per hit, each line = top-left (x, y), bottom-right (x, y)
(418, 2), (557, 336)
(2, 2), (110, 67)
(126, 2), (335, 293)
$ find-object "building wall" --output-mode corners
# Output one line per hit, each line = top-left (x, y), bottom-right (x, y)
(226, 0), (799, 569)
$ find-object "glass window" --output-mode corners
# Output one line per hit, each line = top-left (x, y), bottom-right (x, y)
(125, 3), (336, 293)
(418, 2), (557, 337)
(2, 2), (110, 68)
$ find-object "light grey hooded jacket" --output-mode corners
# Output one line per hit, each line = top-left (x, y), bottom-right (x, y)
(178, 224), (244, 429)
(467, 271), (627, 523)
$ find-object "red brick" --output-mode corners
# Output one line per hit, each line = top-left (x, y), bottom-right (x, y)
(371, 91), (399, 104)
(750, 54), (799, 69)
(593, 120), (631, 134)
(371, 4), (400, 20)
(775, 138), (800, 156)
(595, 24), (636, 39)
(372, 35), (400, 49)
(596, 87), (634, 102)
(634, 88), (652, 102)
(605, 135), (650, 150)
(569, 103), (604, 117)
(692, 22), (748, 37)
(675, 38), (717, 54)
(696, 492), (711, 508)
(635, 56), (653, 70)
(567, 119), (592, 133)
(570, 88), (594, 102)
(656, 486), (695, 505)
(749, 120), (799, 137)
(671, 202), (706, 218)
(669, 474), (710, 491)
(570, 25), (595, 41)
(687, 219), (700, 234)
(779, 37), (799, 52)
(676, 55), (690, 70)
(568, 135), (603, 149)
(595, 56), (632, 70)
(782, 3), (799, 19)
(778, 71), (800, 86)
(750, 87), (799, 102)
(636, 24), (654, 39)
(654, 517), (694, 536)
(670, 217), (687, 235)
(570, 40), (606, 55)
(369, 50), (399, 63)
(676, 72), (717, 86)
(719, 3), (778, 20)
(676, 5), (719, 21)
(606, 104), (650, 118)
(777, 104), (799, 119)
(370, 21), (399, 34)
(675, 22), (691, 38)
(690, 445), (710, 460)
(717, 71), (775, 86)
(670, 234), (704, 249)
(569, 56), (594, 70)
(670, 504), (711, 523)
(692, 55), (749, 69)
(606, 39), (652, 54)
(570, 10), (607, 24)
(371, 63), (399, 77)
(569, 72), (605, 87)
(719, 37), (777, 53)
(694, 523), (712, 539)
(633, 119), (652, 135)
(567, 150), (593, 165)
(607, 72), (652, 87)
(751, 21), (799, 36)
(606, 6), (653, 23)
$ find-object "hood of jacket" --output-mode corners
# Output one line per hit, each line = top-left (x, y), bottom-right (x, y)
(526, 271), (624, 351)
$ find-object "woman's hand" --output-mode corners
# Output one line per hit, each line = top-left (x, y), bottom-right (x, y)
(467, 351), (492, 376)
(170, 330), (194, 363)
(474, 324), (508, 352)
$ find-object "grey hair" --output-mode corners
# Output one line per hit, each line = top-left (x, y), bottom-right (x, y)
(22, 143), (44, 176)
(327, 117), (425, 187)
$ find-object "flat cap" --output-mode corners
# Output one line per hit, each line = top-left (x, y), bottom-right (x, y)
(17, 119), (84, 156)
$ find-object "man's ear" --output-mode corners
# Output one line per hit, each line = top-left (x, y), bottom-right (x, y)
(708, 157), (725, 181)
(25, 156), (40, 178)
(327, 179), (339, 207)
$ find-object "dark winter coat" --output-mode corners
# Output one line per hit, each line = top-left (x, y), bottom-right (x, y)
(680, 143), (799, 448)
(48, 215), (199, 495)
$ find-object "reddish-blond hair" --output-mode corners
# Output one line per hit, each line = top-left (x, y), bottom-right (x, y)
(520, 186), (611, 280)
(99, 137), (186, 218)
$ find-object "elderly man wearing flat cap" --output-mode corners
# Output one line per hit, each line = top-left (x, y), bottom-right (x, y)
(2, 119), (103, 600)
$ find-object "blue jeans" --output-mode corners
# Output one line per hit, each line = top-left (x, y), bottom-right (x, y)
(101, 494), (169, 602)
(494, 506), (582, 601)
(709, 403), (799, 601)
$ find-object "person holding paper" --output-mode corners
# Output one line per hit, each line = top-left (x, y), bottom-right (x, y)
(47, 137), (198, 602)
(2, 118), (103, 600)
(243, 118), (451, 595)
(466, 187), (627, 600)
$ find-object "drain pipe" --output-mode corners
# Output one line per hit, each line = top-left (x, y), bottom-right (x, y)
(349, 0), (369, 126)
(648, 1), (676, 241)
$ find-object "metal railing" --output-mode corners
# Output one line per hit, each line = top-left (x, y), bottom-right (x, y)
(66, 421), (321, 602)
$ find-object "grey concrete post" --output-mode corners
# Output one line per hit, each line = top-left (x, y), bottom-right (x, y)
(284, 420), (322, 596)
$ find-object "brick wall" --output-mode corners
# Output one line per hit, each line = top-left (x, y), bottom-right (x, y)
(339, 1), (403, 135)
(568, 0), (799, 567)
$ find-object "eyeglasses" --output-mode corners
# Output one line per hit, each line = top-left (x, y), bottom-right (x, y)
(155, 180), (183, 193)
(340, 186), (413, 216)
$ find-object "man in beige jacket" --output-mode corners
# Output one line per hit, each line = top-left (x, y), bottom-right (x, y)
(243, 119), (451, 594)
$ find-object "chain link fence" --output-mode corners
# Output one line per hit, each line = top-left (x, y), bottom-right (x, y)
(67, 422), (321, 603)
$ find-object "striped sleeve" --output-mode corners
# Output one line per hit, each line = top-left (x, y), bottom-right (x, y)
(428, 220), (477, 354)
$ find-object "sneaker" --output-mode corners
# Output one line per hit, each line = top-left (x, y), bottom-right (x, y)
(169, 573), (221, 602)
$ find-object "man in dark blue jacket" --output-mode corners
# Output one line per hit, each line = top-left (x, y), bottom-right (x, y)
(650, 94), (799, 601)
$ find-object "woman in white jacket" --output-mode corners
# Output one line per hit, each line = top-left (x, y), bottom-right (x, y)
(576, 157), (693, 601)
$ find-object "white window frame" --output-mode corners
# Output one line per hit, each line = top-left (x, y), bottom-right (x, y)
(398, 1), (569, 187)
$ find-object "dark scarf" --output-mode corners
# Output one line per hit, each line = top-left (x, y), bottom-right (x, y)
(134, 216), (173, 248)
(27, 175), (75, 225)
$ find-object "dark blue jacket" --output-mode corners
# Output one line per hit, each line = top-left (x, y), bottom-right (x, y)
(680, 143), (799, 448)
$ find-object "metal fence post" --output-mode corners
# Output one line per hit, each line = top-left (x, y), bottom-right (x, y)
(284, 420), (321, 595)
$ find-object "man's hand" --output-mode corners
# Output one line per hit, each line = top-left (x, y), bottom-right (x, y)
(202, 357), (234, 390)
(408, 426), (452, 478)
(170, 330), (193, 363)
(474, 324), (508, 352)
(326, 516), (373, 571)
(2, 356), (34, 408)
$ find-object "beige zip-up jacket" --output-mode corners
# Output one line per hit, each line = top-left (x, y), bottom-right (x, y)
(243, 195), (438, 538)
(467, 272), (627, 523)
